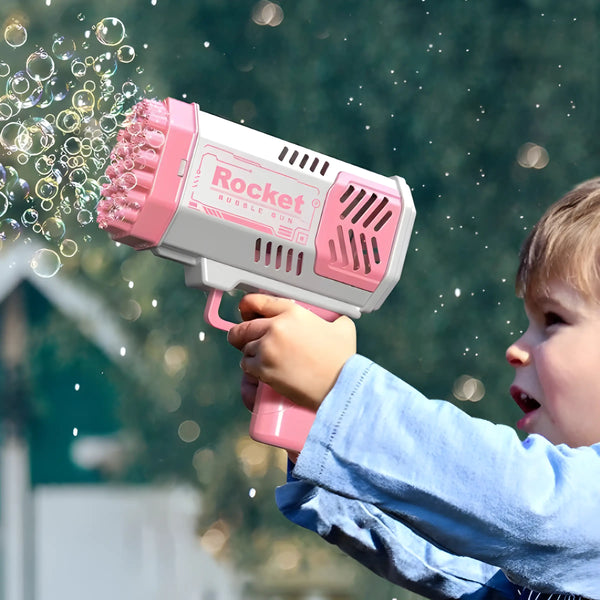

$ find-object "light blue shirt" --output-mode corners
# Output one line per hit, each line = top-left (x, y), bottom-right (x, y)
(276, 355), (600, 599)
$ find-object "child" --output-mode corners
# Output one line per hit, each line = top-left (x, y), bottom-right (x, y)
(227, 178), (600, 599)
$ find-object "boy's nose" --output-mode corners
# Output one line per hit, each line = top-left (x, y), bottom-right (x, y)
(505, 339), (530, 367)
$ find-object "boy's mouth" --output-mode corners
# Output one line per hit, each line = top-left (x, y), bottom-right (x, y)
(511, 386), (541, 414)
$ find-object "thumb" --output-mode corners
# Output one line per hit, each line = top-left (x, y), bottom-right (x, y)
(238, 293), (297, 321)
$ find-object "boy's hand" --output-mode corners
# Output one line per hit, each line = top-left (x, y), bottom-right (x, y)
(227, 294), (356, 411)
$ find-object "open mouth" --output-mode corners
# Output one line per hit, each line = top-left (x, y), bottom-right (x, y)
(512, 388), (541, 414)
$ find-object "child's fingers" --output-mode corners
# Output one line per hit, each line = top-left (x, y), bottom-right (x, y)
(238, 293), (297, 321)
(227, 318), (268, 350)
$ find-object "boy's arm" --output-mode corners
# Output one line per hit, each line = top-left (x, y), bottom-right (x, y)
(295, 355), (600, 598)
(227, 293), (600, 597)
(276, 474), (515, 600)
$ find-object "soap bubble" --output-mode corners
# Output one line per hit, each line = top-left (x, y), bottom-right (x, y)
(93, 52), (118, 78)
(56, 109), (81, 133)
(21, 207), (38, 226)
(60, 238), (78, 256)
(1, 122), (26, 152)
(0, 218), (21, 241)
(41, 216), (66, 241)
(35, 176), (59, 200)
(4, 23), (28, 48)
(6, 71), (43, 109)
(117, 45), (135, 63)
(71, 60), (87, 78)
(72, 89), (95, 112)
(17, 117), (55, 156)
(26, 49), (56, 81)
(95, 18), (126, 46)
(51, 36), (76, 60)
(0, 12), (146, 272)
(30, 248), (62, 277)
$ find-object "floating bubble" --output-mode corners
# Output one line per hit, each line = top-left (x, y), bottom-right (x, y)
(77, 209), (93, 225)
(0, 192), (8, 217)
(44, 76), (68, 102)
(6, 71), (43, 109)
(95, 18), (126, 46)
(1, 121), (26, 152)
(71, 60), (87, 78)
(17, 117), (55, 156)
(35, 176), (59, 200)
(34, 155), (54, 175)
(21, 208), (38, 226)
(60, 238), (78, 257)
(5, 177), (30, 203)
(0, 62), (10, 77)
(26, 49), (55, 81)
(93, 52), (118, 78)
(0, 218), (21, 241)
(69, 167), (87, 185)
(98, 114), (118, 134)
(121, 81), (137, 99)
(0, 95), (20, 121)
(30, 248), (62, 278)
(117, 45), (135, 63)
(56, 109), (81, 133)
(64, 136), (82, 155)
(51, 35), (76, 60)
(72, 89), (95, 112)
(41, 216), (66, 241)
(4, 23), (28, 48)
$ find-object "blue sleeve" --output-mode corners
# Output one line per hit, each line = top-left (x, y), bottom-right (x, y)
(276, 475), (515, 599)
(284, 355), (600, 598)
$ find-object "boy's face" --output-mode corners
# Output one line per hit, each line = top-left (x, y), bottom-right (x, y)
(506, 279), (600, 447)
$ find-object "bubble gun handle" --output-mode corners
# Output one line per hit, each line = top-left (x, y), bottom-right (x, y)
(205, 289), (338, 452)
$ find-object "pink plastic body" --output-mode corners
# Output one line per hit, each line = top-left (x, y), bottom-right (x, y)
(314, 171), (403, 292)
(205, 290), (338, 452)
(97, 98), (197, 249)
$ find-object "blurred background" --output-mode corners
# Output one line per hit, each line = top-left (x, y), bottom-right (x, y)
(0, 1), (599, 599)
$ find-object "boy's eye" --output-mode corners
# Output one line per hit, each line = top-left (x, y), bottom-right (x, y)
(544, 311), (565, 327)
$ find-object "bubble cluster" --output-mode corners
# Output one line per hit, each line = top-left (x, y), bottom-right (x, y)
(0, 14), (149, 277)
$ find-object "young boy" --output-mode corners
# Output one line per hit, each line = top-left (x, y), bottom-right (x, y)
(227, 178), (600, 599)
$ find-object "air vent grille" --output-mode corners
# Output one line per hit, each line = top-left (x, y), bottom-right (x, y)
(314, 172), (403, 292)
(278, 146), (330, 176)
(254, 238), (304, 276)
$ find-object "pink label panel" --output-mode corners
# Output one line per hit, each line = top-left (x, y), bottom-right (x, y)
(188, 145), (322, 245)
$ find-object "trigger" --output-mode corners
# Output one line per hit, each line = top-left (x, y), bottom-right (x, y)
(204, 289), (237, 332)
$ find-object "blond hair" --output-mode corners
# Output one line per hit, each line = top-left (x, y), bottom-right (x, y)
(516, 177), (600, 303)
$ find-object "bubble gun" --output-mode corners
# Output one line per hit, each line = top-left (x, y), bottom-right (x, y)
(97, 98), (416, 452)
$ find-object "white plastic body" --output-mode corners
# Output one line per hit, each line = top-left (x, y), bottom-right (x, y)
(152, 106), (415, 319)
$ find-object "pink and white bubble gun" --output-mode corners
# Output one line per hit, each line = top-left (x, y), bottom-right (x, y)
(97, 97), (415, 452)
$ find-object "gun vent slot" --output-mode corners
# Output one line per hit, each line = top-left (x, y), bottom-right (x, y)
(339, 185), (355, 203)
(340, 189), (366, 219)
(278, 147), (288, 161)
(277, 146), (329, 176)
(372, 237), (381, 264)
(360, 233), (371, 274)
(363, 197), (389, 228)
(352, 193), (378, 223)
(254, 238), (304, 276)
